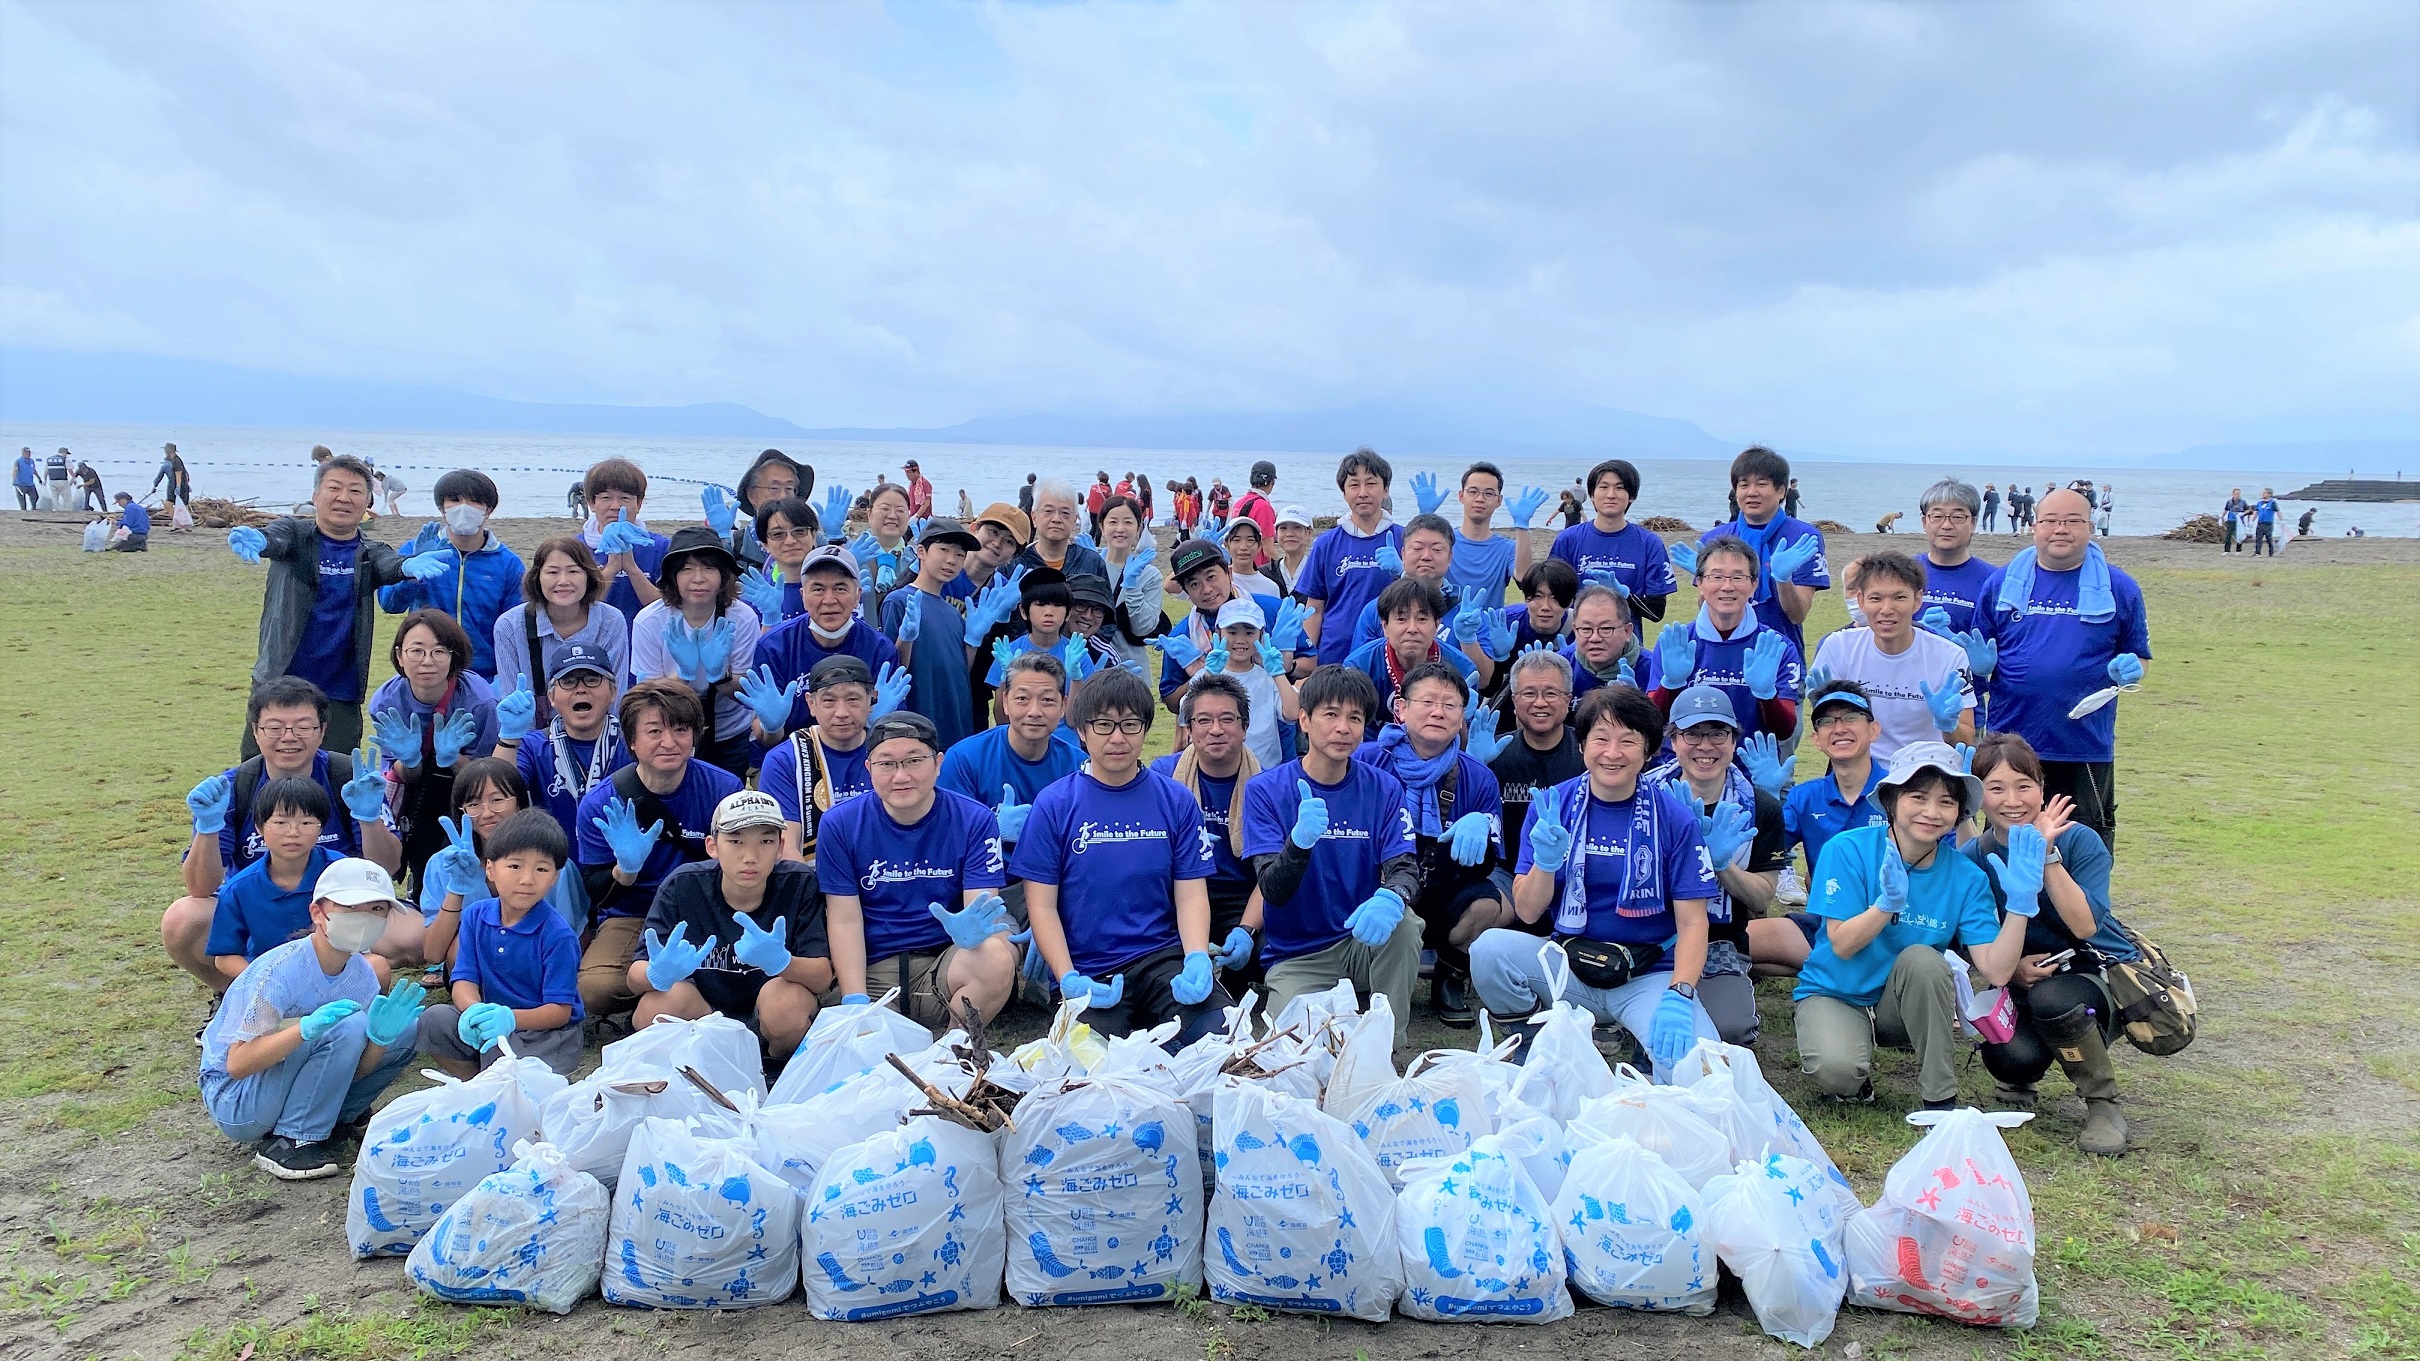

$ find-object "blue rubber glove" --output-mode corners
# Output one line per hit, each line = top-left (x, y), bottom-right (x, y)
(360, 978), (423, 1041)
(1527, 785), (1573, 871)
(1616, 656), (1637, 688)
(664, 621), (704, 687)
(1446, 811), (1493, 867)
(341, 745), (388, 822)
(701, 485), (738, 536)
(433, 708), (480, 767)
(1917, 605), (1954, 636)
(1160, 629), (1203, 669)
(1170, 951), (1215, 1006)
(1655, 622), (1697, 688)
(373, 710), (425, 770)
(495, 676), (538, 743)
(1451, 595), (1486, 648)
(1768, 533), (1822, 581)
(1480, 606), (1515, 661)
(841, 992), (873, 1006)
(1877, 838), (1910, 916)
(1649, 988), (1699, 1067)
(428, 815), (486, 898)
(1801, 663), (1834, 695)
(1065, 646), (1093, 684)
(987, 636), (1020, 683)
(1918, 676), (1965, 732)
(1060, 970), (1125, 1009)
(2107, 653), (2145, 687)
(1373, 542), (1402, 574)
(1699, 801), (1754, 870)
(1668, 541), (1699, 576)
(401, 550), (453, 581)
(733, 913), (793, 976)
(1344, 887), (1406, 947)
(188, 773), (233, 835)
(1743, 630), (1787, 700)
(872, 661), (911, 719)
(1955, 629), (1997, 680)
(1271, 599), (1311, 652)
(1988, 824), (2047, 914)
(1073, 529), (1098, 553)
(1257, 640), (1286, 675)
(965, 576), (1020, 638)
(598, 509), (652, 557)
(1410, 471), (1445, 516)
(738, 664), (800, 734)
(457, 1000), (515, 1052)
(897, 590), (922, 644)
(872, 550), (902, 591)
(993, 785), (1031, 842)
(1121, 550), (1154, 592)
(1740, 731), (1788, 796)
(227, 525), (268, 563)
(1288, 780), (1329, 849)
(818, 485), (854, 541)
(593, 797), (665, 876)
(1464, 705), (1511, 763)
(1509, 487), (1548, 527)
(1954, 742), (1975, 773)
(1010, 927), (1053, 992)
(740, 565), (784, 622)
(1584, 567), (1633, 600)
(1215, 926), (1255, 970)
(298, 999), (361, 1043)
(643, 922), (714, 991)
(846, 531), (881, 567)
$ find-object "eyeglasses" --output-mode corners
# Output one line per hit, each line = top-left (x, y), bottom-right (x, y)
(401, 646), (453, 663)
(1186, 713), (1243, 730)
(868, 753), (934, 776)
(1084, 718), (1149, 737)
(1673, 726), (1737, 744)
(1922, 509), (1973, 524)
(2038, 516), (2092, 529)
(1572, 624), (1625, 639)
(254, 721), (324, 739)
(1812, 711), (1870, 730)
(1697, 571), (1755, 586)
(764, 526), (816, 544)
(1511, 688), (1569, 705)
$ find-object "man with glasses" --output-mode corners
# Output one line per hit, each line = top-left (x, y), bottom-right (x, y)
(1644, 685), (1790, 1044)
(819, 711), (1018, 1027)
(1153, 673), (1267, 992)
(1561, 584), (1641, 702)
(749, 544), (902, 745)
(1015, 479), (1111, 585)
(1487, 648), (1584, 883)
(1640, 536), (1802, 743)
(1915, 478), (1998, 635)
(496, 643), (629, 845)
(1444, 461), (1543, 615)
(756, 655), (879, 866)
(1016, 669), (1231, 1045)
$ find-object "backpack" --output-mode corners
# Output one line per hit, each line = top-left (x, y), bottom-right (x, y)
(2100, 922), (2197, 1056)
(231, 751), (359, 851)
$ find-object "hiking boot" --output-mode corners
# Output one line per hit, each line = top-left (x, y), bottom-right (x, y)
(2081, 1099), (2130, 1157)
(1432, 969), (1476, 1029)
(254, 1136), (343, 1181)
(1993, 1082), (2039, 1111)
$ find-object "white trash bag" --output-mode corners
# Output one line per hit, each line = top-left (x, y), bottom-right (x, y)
(1205, 1081), (1402, 1321)
(603, 1116), (800, 1308)
(406, 1140), (610, 1314)
(1502, 943), (1618, 1124)
(541, 1067), (736, 1193)
(1673, 1039), (1863, 1218)
(1552, 1135), (1715, 1314)
(801, 1115), (1005, 1320)
(1845, 1108), (2039, 1328)
(349, 1051), (549, 1258)
(1395, 1132), (1572, 1322)
(1005, 1074), (1202, 1306)
(1322, 996), (1496, 1187)
(81, 520), (108, 551)
(1703, 1153), (1851, 1348)
(601, 1013), (765, 1104)
(756, 1035), (979, 1195)
(1570, 1080), (1732, 1190)
(766, 988), (933, 1107)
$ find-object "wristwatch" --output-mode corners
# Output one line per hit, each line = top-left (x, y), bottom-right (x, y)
(1667, 981), (1698, 1001)
(2042, 846), (2063, 866)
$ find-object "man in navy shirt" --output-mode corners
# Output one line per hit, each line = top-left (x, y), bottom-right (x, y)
(1915, 478), (1997, 634)
(1153, 673), (1267, 992)
(1345, 577), (1484, 709)
(940, 650), (1085, 927)
(1686, 446), (1828, 653)
(1240, 665), (1423, 1040)
(757, 655), (878, 867)
(498, 643), (628, 849)
(1641, 537), (1802, 742)
(1548, 457), (1676, 627)
(753, 544), (902, 740)
(1017, 669), (1230, 1046)
(2253, 486), (2281, 556)
(1298, 448), (1406, 666)
(573, 680), (744, 1017)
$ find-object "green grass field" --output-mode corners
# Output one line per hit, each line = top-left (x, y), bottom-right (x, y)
(1, 540), (2415, 1359)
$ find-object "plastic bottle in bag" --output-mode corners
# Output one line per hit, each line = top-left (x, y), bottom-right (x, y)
(1204, 1082), (1403, 1322)
(349, 1053), (548, 1258)
(1703, 1153), (1851, 1348)
(603, 1116), (800, 1308)
(406, 1140), (611, 1314)
(1004, 1074), (1203, 1306)
(1395, 1132), (1573, 1322)
(1845, 1108), (2039, 1328)
(801, 1115), (1006, 1320)
(1551, 1135), (1715, 1314)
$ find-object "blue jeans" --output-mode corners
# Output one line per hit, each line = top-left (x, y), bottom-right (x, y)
(1467, 928), (1718, 1083)
(205, 1012), (419, 1144)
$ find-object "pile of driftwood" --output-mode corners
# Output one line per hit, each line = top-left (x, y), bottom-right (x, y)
(885, 1002), (1022, 1134)
(2163, 514), (2227, 544)
(187, 497), (279, 530)
(1639, 515), (1695, 534)
(1813, 518), (1855, 534)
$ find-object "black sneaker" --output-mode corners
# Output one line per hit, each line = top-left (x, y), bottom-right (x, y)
(194, 992), (221, 1048)
(1918, 1097), (1960, 1113)
(1827, 1080), (1877, 1105)
(254, 1136), (343, 1181)
(1432, 969), (1476, 1029)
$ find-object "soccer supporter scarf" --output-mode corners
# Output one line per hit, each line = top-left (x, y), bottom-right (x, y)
(1551, 777), (1663, 935)
(1370, 723), (1458, 837)
(548, 713), (623, 801)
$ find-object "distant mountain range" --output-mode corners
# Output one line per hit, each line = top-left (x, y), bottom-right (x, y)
(3, 347), (2409, 473)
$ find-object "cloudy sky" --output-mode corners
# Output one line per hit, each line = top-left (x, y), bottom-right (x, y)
(2, 0), (2413, 458)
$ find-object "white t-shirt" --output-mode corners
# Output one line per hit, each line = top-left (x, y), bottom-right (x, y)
(1220, 664), (1287, 769)
(1810, 627), (1975, 764)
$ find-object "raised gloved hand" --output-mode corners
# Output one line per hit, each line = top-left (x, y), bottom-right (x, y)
(1954, 742), (1975, 773)
(428, 815), (487, 899)
(988, 636), (1020, 680)
(1446, 811), (1494, 867)
(1955, 629), (1997, 680)
(1064, 646), (1092, 685)
(1650, 988), (1699, 1067)
(1204, 640), (1230, 674)
(1060, 969), (1125, 1010)
(1740, 731), (1788, 796)
(598, 509), (652, 557)
(1509, 486), (1548, 527)
(401, 550), (453, 581)
(2107, 653), (2145, 687)
(1655, 622), (1698, 687)
(964, 574), (1020, 638)
(872, 662), (911, 719)
(894, 589), (922, 644)
(701, 484), (738, 536)
(1668, 540), (1699, 576)
(342, 742), (388, 821)
(1699, 801), (1754, 870)
(1215, 925), (1255, 971)
(227, 525), (268, 564)
(1271, 599), (1311, 652)
(993, 785), (1031, 842)
(1988, 824), (2047, 913)
(1344, 887), (1406, 946)
(740, 565), (784, 623)
(433, 708), (480, 767)
(1451, 595), (1486, 648)
(1768, 533), (1823, 581)
(457, 1000), (515, 1053)
(1918, 676), (1965, 732)
(642, 922), (713, 992)
(1743, 630), (1787, 700)
(1877, 837), (1910, 917)
(738, 664), (799, 734)
(1257, 640), (1286, 675)
(846, 530), (881, 568)
(373, 710), (425, 769)
(593, 796), (665, 876)
(1616, 656), (1637, 688)
(841, 992), (873, 1006)
(1120, 550), (1154, 592)
(1918, 605), (1954, 635)
(1159, 629), (1203, 669)
(1410, 470), (1445, 516)
(298, 998), (361, 1043)
(1801, 663), (1834, 695)
(1584, 567), (1633, 600)
(872, 551), (901, 592)
(495, 676), (538, 743)
(1373, 542), (1403, 574)
(188, 773), (233, 835)
(818, 485), (854, 541)
(1288, 780), (1329, 849)
(1170, 950), (1215, 1006)
(1464, 704), (1511, 763)
(1528, 785), (1574, 871)
(733, 913), (793, 976)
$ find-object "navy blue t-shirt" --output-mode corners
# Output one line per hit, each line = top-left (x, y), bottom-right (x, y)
(757, 733), (871, 824)
(754, 616), (902, 734)
(1975, 560), (2152, 763)
(212, 750), (367, 873)
(1920, 554), (1998, 635)
(816, 790), (1007, 963)
(1150, 756), (1256, 893)
(1513, 778), (1717, 953)
(572, 761), (744, 917)
(1299, 521), (1405, 666)
(599, 530), (670, 628)
(1549, 521), (1676, 622)
(881, 585), (975, 751)
(1239, 758), (1416, 965)
(937, 725), (1086, 858)
(514, 727), (631, 845)
(286, 535), (363, 701)
(1012, 769), (1215, 977)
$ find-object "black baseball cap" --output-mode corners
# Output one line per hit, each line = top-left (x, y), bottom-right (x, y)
(917, 516), (981, 552)
(551, 643), (615, 682)
(1066, 572), (1114, 614)
(653, 526), (738, 592)
(1167, 537), (1230, 583)
(866, 710), (940, 752)
(808, 655), (875, 691)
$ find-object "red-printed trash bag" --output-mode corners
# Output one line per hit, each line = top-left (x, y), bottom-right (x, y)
(1845, 1108), (2038, 1328)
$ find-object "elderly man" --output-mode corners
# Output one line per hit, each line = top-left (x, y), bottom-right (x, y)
(1974, 488), (2151, 849)
(1486, 648), (1583, 879)
(1014, 479), (1110, 584)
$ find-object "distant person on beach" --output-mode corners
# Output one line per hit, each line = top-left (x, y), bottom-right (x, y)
(2096, 484), (2114, 536)
(1980, 483), (2000, 533)
(1086, 472), (1112, 535)
(1785, 477), (1803, 519)
(1018, 473), (1035, 518)
(2222, 488), (2248, 552)
(12, 448), (35, 510)
(566, 481), (587, 518)
(2253, 487), (2280, 556)
(152, 443), (192, 510)
(956, 488), (973, 520)
(902, 459), (933, 519)
(2297, 507), (2317, 537)
(74, 459), (106, 512)
(1556, 488), (1583, 528)
(44, 448), (73, 511)
(109, 492), (150, 551)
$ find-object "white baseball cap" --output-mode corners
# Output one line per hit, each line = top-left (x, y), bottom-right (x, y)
(312, 857), (403, 909)
(712, 790), (787, 835)
(1215, 598), (1267, 631)
(1274, 504), (1314, 529)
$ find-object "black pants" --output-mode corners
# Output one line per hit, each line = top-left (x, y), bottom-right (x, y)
(2254, 524), (2277, 555)
(240, 700), (363, 760)
(108, 533), (148, 552)
(1077, 943), (1232, 1051)
(2042, 759), (2117, 851)
(1979, 972), (2113, 1088)
(12, 486), (33, 510)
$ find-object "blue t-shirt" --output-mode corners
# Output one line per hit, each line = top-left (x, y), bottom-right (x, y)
(1239, 758), (1416, 965)
(1636, 614), (1801, 737)
(450, 896), (585, 1017)
(212, 750), (369, 872)
(1012, 769), (1215, 977)
(514, 726), (631, 844)
(754, 616), (902, 735)
(1796, 823), (2002, 1007)
(1149, 757), (1256, 893)
(599, 530), (671, 627)
(572, 761), (744, 917)
(1974, 561), (2152, 762)
(368, 673), (502, 764)
(757, 733), (871, 824)
(1549, 522), (1676, 622)
(10, 455), (33, 488)
(286, 535), (363, 701)
(1447, 531), (1518, 609)
(1344, 637), (1480, 710)
(1299, 521), (1405, 665)
(2256, 497), (2278, 524)
(881, 585), (975, 750)
(1782, 763), (1887, 875)
(207, 846), (343, 960)
(1513, 778), (1715, 952)
(937, 725), (1086, 857)
(199, 938), (379, 1110)
(1920, 554), (1997, 635)
(1697, 515), (1829, 650)
(816, 790), (1007, 963)
(120, 502), (151, 536)
(1506, 605), (1567, 655)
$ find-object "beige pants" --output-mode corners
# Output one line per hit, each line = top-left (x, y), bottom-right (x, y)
(1793, 944), (1961, 1104)
(1259, 915), (1423, 1043)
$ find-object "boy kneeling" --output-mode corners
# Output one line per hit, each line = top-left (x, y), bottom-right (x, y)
(417, 808), (587, 1076)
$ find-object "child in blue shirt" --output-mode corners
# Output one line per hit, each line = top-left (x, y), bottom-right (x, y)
(206, 779), (345, 978)
(417, 809), (586, 1076)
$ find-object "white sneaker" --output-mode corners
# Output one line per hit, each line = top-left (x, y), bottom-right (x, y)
(1777, 866), (1808, 907)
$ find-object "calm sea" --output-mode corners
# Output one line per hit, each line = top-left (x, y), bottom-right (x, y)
(8, 421), (2409, 538)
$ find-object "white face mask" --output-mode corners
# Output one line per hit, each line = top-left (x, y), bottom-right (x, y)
(323, 908), (388, 955)
(443, 503), (488, 537)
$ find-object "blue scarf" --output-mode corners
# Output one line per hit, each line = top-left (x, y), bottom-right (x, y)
(1643, 758), (1753, 924)
(1371, 724), (1459, 837)
(1995, 542), (2114, 623)
(1550, 776), (1663, 935)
